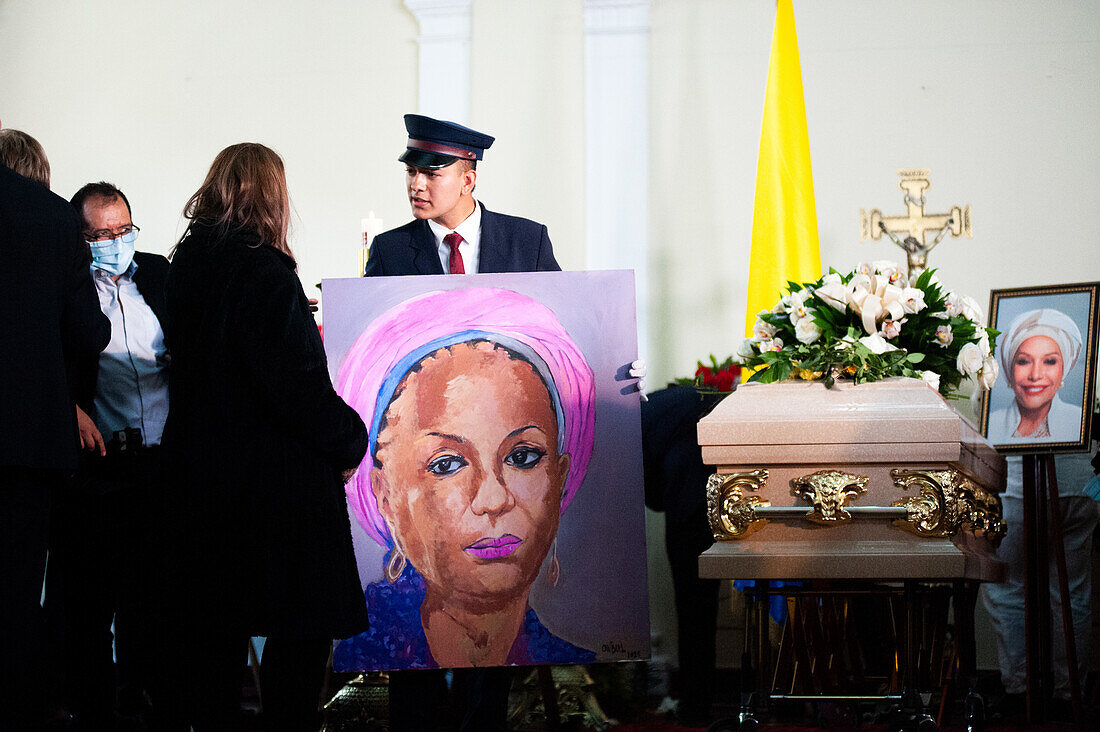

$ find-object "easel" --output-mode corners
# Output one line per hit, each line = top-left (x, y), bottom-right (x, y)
(1021, 453), (1083, 725)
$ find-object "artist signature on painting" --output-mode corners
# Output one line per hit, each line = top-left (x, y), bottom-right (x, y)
(600, 641), (644, 659)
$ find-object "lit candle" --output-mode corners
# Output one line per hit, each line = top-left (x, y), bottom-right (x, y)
(360, 211), (383, 275)
(361, 211), (383, 249)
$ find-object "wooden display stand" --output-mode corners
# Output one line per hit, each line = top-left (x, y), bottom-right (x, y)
(1020, 453), (1083, 726)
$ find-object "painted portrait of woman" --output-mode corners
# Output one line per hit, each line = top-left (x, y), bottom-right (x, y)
(989, 308), (1084, 443)
(332, 287), (600, 670)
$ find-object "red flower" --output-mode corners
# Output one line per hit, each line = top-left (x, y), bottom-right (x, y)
(696, 362), (740, 392)
(713, 368), (735, 392)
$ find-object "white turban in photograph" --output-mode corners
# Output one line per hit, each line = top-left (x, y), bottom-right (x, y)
(999, 308), (1082, 387)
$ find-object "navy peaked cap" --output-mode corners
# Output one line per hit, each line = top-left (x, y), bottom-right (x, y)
(399, 114), (495, 169)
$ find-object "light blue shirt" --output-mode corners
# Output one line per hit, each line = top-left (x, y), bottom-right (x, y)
(91, 261), (169, 446)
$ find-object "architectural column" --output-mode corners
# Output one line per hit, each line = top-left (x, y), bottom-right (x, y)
(405, 0), (472, 122)
(585, 0), (651, 354)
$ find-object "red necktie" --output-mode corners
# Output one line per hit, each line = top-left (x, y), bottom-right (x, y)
(444, 232), (465, 274)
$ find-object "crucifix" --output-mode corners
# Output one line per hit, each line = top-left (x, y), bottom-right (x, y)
(859, 169), (972, 277)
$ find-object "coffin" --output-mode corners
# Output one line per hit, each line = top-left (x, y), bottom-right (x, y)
(696, 377), (1007, 581)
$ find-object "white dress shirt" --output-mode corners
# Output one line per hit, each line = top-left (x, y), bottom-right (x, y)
(427, 200), (482, 274)
(91, 262), (170, 446)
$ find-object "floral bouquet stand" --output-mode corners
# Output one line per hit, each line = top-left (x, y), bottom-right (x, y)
(696, 262), (1007, 729)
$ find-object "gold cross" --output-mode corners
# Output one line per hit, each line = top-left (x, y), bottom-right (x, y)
(859, 169), (971, 276)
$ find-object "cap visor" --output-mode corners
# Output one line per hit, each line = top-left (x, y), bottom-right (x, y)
(399, 148), (459, 169)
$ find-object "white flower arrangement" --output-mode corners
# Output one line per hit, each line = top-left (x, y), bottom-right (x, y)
(737, 261), (1000, 397)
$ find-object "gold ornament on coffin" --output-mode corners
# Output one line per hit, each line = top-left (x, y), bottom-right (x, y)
(789, 469), (870, 525)
(707, 470), (770, 540)
(890, 468), (1006, 542)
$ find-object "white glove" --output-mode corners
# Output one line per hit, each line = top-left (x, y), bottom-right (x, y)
(629, 358), (647, 401)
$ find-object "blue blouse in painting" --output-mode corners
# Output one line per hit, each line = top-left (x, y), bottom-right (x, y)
(334, 564), (596, 671)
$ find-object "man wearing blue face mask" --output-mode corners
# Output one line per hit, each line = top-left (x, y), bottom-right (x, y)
(46, 182), (169, 727)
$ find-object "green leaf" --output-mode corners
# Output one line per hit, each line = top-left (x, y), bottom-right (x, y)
(750, 366), (779, 384)
(906, 352), (926, 363)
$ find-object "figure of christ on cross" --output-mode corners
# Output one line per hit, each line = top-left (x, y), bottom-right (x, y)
(860, 168), (972, 277)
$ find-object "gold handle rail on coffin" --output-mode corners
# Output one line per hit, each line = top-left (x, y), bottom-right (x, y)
(706, 468), (1005, 543)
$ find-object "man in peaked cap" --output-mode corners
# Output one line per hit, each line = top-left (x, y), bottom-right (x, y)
(360, 114), (560, 731)
(363, 113), (560, 276)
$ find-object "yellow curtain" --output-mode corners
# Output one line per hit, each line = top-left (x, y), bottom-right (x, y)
(744, 0), (821, 337)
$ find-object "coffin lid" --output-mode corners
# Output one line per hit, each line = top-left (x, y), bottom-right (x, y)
(697, 377), (1005, 486)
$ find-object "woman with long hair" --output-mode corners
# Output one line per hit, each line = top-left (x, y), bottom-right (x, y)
(157, 143), (369, 729)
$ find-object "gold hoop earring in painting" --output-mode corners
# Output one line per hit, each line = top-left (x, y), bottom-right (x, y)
(385, 544), (407, 583)
(546, 539), (561, 587)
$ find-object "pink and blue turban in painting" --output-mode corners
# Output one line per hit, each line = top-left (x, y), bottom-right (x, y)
(335, 287), (596, 549)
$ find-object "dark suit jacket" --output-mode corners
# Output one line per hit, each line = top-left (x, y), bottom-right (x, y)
(0, 164), (110, 471)
(363, 203), (560, 276)
(71, 251), (169, 413)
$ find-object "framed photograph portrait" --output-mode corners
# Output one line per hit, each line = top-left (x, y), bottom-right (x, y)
(980, 281), (1099, 453)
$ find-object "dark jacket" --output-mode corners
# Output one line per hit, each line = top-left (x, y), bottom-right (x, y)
(71, 251), (169, 413)
(162, 223), (369, 638)
(0, 164), (110, 471)
(641, 385), (725, 525)
(363, 203), (560, 276)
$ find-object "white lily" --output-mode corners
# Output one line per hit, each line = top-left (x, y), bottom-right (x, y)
(787, 290), (811, 324)
(943, 292), (961, 317)
(872, 261), (903, 287)
(900, 287), (927, 314)
(880, 318), (903, 339)
(758, 336), (784, 352)
(752, 318), (778, 341)
(871, 259), (901, 275)
(858, 332), (899, 354)
(735, 338), (757, 361)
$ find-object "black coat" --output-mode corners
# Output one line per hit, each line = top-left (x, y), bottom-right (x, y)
(162, 223), (369, 638)
(0, 164), (110, 471)
(363, 204), (560, 276)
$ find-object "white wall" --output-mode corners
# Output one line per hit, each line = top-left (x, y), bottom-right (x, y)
(470, 0), (587, 268)
(0, 0), (419, 298)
